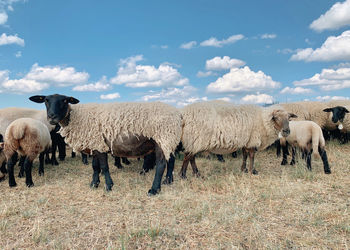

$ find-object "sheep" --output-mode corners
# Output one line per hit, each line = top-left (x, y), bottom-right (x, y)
(180, 101), (296, 177)
(0, 118), (51, 187)
(29, 94), (182, 195)
(280, 120), (331, 174)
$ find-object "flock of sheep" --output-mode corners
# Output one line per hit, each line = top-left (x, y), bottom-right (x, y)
(0, 94), (349, 196)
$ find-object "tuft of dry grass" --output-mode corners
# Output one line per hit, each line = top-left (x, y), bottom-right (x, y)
(1, 141), (350, 249)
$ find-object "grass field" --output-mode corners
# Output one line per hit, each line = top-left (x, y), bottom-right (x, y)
(1, 140), (350, 249)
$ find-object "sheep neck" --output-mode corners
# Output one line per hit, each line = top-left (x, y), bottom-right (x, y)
(59, 106), (71, 127)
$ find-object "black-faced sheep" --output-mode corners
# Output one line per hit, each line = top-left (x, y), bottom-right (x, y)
(180, 101), (296, 177)
(29, 94), (182, 195)
(280, 120), (331, 174)
(0, 118), (51, 187)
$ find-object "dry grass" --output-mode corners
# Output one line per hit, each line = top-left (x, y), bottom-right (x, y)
(1, 140), (350, 249)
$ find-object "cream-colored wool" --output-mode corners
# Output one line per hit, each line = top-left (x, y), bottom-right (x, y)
(282, 120), (325, 157)
(59, 102), (182, 161)
(326, 100), (350, 131)
(293, 101), (331, 129)
(3, 118), (51, 161)
(279, 103), (310, 121)
(181, 101), (287, 155)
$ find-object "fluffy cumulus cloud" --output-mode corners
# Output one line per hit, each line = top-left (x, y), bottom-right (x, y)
(310, 0), (350, 32)
(205, 56), (245, 71)
(280, 86), (313, 94)
(0, 12), (7, 25)
(293, 66), (350, 91)
(316, 95), (349, 101)
(290, 30), (350, 61)
(261, 33), (277, 39)
(241, 93), (274, 104)
(100, 92), (120, 100)
(110, 55), (189, 88)
(207, 66), (280, 93)
(200, 34), (244, 47)
(180, 41), (197, 49)
(0, 33), (24, 46)
(0, 70), (48, 93)
(73, 76), (111, 92)
(196, 71), (216, 78)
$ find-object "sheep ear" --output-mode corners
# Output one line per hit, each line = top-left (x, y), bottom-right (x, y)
(289, 113), (297, 119)
(67, 97), (79, 104)
(323, 108), (332, 113)
(343, 108), (349, 113)
(29, 95), (46, 103)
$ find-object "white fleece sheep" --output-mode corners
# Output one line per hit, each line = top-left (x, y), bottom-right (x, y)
(280, 120), (331, 173)
(180, 101), (294, 175)
(1, 118), (51, 187)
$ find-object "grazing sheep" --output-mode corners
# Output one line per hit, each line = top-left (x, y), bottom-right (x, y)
(29, 94), (182, 195)
(280, 120), (331, 174)
(0, 118), (51, 187)
(180, 101), (296, 177)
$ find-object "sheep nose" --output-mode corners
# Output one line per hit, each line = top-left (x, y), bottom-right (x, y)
(47, 112), (57, 119)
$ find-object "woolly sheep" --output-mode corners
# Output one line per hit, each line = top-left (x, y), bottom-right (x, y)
(29, 94), (182, 195)
(180, 101), (296, 176)
(0, 118), (51, 187)
(280, 120), (331, 174)
(325, 100), (350, 131)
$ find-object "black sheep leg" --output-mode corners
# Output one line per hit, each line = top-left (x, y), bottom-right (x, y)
(163, 153), (175, 184)
(39, 152), (45, 176)
(281, 143), (289, 165)
(90, 155), (101, 188)
(71, 151), (76, 158)
(0, 161), (7, 174)
(7, 153), (18, 187)
(140, 152), (156, 175)
(148, 146), (166, 196)
(114, 156), (124, 169)
(216, 154), (225, 162)
(290, 146), (296, 165)
(189, 156), (200, 177)
(18, 155), (26, 178)
(319, 147), (331, 174)
(96, 152), (113, 191)
(81, 153), (88, 165)
(122, 157), (131, 165)
(241, 148), (248, 173)
(306, 150), (312, 171)
(57, 134), (66, 161)
(24, 158), (34, 187)
(276, 139), (281, 157)
(51, 140), (59, 165)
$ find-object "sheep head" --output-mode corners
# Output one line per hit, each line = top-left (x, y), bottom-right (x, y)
(271, 109), (297, 137)
(323, 106), (349, 124)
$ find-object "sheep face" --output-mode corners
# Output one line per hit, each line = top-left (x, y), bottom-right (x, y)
(271, 110), (296, 137)
(29, 94), (79, 125)
(323, 106), (349, 123)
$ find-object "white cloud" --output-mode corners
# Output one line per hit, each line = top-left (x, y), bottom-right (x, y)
(241, 93), (274, 104)
(200, 34), (244, 47)
(110, 55), (189, 88)
(216, 97), (232, 102)
(14, 51), (21, 58)
(0, 33), (24, 46)
(261, 33), (276, 39)
(180, 41), (197, 49)
(207, 66), (280, 93)
(310, 0), (350, 32)
(316, 95), (350, 101)
(196, 71), (215, 78)
(293, 66), (350, 90)
(26, 63), (89, 86)
(290, 30), (350, 61)
(100, 92), (120, 100)
(280, 86), (313, 94)
(205, 56), (245, 71)
(73, 76), (111, 92)
(0, 12), (7, 25)
(0, 70), (48, 93)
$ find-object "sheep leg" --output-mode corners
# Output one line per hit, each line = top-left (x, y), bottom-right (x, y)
(276, 139), (281, 157)
(281, 144), (289, 165)
(51, 142), (59, 166)
(241, 148), (248, 173)
(179, 153), (191, 179)
(216, 154), (225, 162)
(163, 153), (175, 185)
(18, 155), (26, 178)
(148, 146), (166, 196)
(318, 147), (331, 174)
(290, 146), (296, 165)
(140, 152), (156, 175)
(98, 152), (114, 191)
(232, 151), (237, 158)
(247, 148), (258, 175)
(24, 158), (34, 187)
(45, 151), (51, 164)
(114, 156), (124, 169)
(122, 157), (131, 165)
(90, 155), (101, 188)
(190, 156), (200, 177)
(71, 151), (76, 158)
(7, 152), (18, 187)
(305, 150), (312, 171)
(39, 152), (45, 176)
(0, 161), (7, 174)
(81, 153), (88, 165)
(57, 136), (66, 161)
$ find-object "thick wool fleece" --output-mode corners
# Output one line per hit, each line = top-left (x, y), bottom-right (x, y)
(59, 102), (182, 161)
(4, 118), (51, 161)
(279, 103), (310, 121)
(292, 101), (331, 129)
(181, 101), (285, 155)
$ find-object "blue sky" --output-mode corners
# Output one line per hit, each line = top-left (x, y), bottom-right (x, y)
(1, 0), (350, 108)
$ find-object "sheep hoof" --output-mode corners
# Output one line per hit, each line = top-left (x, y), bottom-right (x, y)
(179, 173), (187, 179)
(39, 171), (44, 176)
(26, 182), (34, 187)
(18, 172), (24, 178)
(162, 176), (173, 185)
(242, 168), (248, 173)
(9, 182), (17, 187)
(90, 181), (100, 188)
(105, 183), (113, 191)
(52, 160), (59, 166)
(252, 169), (258, 175)
(82, 159), (89, 165)
(325, 169), (331, 174)
(281, 159), (287, 165)
(290, 160), (295, 165)
(114, 164), (123, 169)
(148, 188), (160, 196)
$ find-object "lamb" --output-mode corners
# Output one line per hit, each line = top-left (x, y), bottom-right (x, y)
(280, 120), (331, 174)
(180, 101), (296, 177)
(29, 94), (182, 195)
(0, 118), (51, 187)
